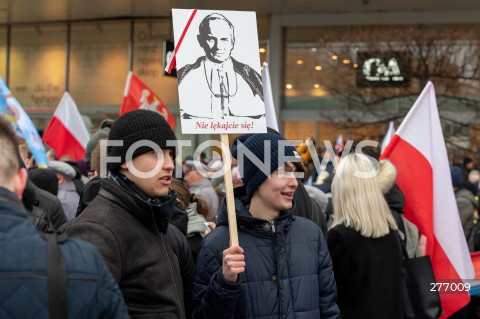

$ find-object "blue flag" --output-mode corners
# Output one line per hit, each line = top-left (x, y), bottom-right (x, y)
(0, 77), (48, 168)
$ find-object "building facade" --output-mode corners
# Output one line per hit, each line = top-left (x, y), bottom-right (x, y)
(1, 2), (479, 157)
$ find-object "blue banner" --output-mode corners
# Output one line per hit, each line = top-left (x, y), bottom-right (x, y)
(0, 77), (48, 168)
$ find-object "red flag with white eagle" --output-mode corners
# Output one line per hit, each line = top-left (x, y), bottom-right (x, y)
(42, 92), (90, 161)
(381, 82), (474, 318)
(120, 72), (175, 129)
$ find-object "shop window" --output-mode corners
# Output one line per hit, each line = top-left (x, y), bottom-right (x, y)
(9, 24), (66, 107)
(69, 21), (129, 108)
(0, 27), (6, 80)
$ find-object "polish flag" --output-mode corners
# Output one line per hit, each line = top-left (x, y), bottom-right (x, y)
(120, 72), (175, 128)
(43, 92), (90, 161)
(381, 82), (474, 318)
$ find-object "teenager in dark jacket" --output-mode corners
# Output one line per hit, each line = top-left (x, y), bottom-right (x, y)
(192, 133), (339, 319)
(327, 153), (403, 319)
(66, 110), (194, 319)
(0, 119), (129, 318)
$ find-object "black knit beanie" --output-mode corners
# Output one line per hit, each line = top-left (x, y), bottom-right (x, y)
(107, 110), (177, 172)
(231, 133), (300, 201)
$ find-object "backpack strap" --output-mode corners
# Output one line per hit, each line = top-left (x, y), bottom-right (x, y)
(43, 233), (68, 319)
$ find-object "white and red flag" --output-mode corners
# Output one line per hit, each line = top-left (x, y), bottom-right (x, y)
(120, 71), (175, 128)
(381, 82), (474, 318)
(42, 92), (90, 161)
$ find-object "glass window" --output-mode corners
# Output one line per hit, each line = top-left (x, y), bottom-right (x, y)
(70, 21), (129, 108)
(9, 24), (66, 107)
(133, 19), (178, 108)
(284, 24), (480, 103)
(0, 27), (6, 80)
(257, 16), (269, 64)
(283, 24), (480, 154)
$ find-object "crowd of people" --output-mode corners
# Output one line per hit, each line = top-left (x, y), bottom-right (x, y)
(1, 109), (479, 318)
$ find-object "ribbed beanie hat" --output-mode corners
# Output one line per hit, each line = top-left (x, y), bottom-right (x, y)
(231, 133), (300, 201)
(85, 119), (114, 164)
(107, 110), (176, 171)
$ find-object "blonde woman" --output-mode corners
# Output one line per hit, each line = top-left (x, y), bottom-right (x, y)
(327, 152), (402, 319)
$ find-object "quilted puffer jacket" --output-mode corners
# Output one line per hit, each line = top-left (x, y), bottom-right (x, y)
(0, 187), (129, 319)
(191, 187), (340, 319)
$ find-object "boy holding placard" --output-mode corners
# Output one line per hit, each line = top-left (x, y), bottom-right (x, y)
(191, 133), (340, 319)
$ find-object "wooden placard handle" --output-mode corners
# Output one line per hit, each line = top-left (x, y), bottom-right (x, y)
(220, 134), (239, 246)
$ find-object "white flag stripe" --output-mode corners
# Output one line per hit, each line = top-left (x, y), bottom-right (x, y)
(394, 85), (434, 165)
(380, 121), (395, 154)
(262, 62), (279, 131)
(428, 88), (474, 280)
(54, 92), (90, 148)
(123, 71), (133, 97)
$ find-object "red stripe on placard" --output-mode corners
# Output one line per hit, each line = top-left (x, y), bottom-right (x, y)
(166, 9), (198, 74)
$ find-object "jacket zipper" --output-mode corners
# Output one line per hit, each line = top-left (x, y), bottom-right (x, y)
(269, 220), (282, 317)
(152, 210), (186, 319)
(269, 220), (276, 233)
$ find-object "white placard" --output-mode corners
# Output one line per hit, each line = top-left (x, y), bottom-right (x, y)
(172, 9), (267, 134)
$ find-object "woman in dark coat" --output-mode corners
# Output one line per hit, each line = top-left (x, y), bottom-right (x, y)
(327, 153), (403, 319)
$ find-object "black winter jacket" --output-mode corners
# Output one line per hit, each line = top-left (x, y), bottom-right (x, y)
(327, 225), (403, 319)
(66, 178), (194, 319)
(23, 179), (67, 232)
(192, 187), (339, 319)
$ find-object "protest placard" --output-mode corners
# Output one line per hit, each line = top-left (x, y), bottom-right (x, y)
(172, 9), (267, 135)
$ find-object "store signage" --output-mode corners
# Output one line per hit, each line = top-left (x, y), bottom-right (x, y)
(356, 52), (409, 87)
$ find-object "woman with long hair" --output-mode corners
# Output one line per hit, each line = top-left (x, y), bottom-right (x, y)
(328, 152), (402, 319)
(171, 178), (211, 262)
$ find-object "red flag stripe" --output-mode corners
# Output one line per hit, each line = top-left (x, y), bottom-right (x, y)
(383, 135), (434, 239)
(431, 236), (471, 313)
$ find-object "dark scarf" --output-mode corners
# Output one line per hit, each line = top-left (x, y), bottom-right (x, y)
(110, 172), (176, 233)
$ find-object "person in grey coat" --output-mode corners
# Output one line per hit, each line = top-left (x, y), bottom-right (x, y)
(49, 160), (80, 220)
(183, 160), (219, 222)
(452, 166), (477, 251)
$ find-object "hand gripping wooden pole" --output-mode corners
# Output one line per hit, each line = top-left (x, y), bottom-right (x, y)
(220, 134), (239, 246)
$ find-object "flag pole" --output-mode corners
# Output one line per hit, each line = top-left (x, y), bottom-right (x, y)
(220, 134), (239, 246)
